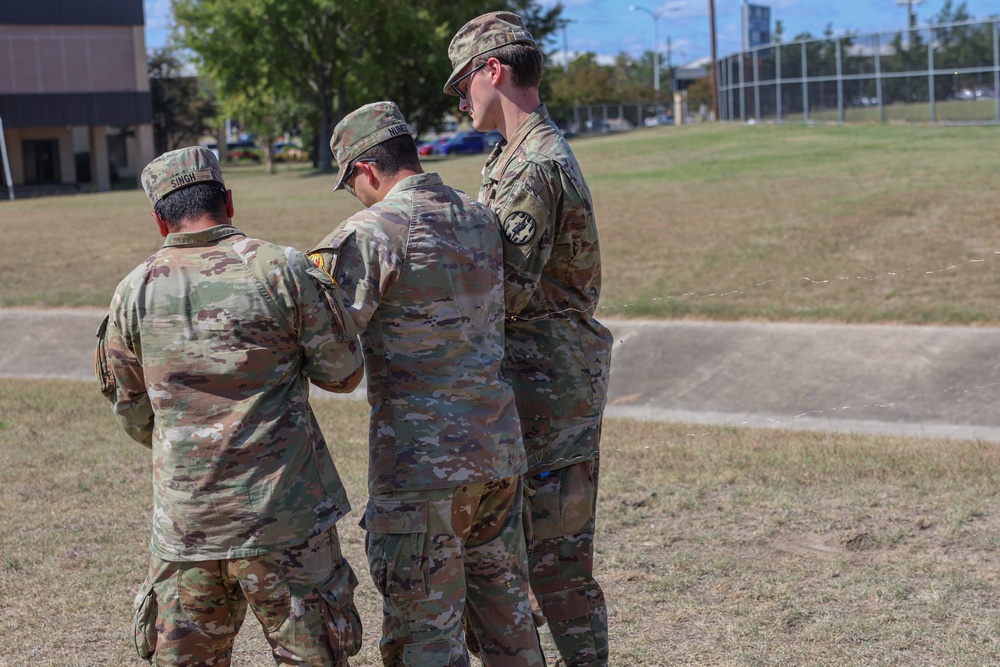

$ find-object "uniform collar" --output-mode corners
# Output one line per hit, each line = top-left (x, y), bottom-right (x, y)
(162, 224), (244, 248)
(485, 105), (550, 182)
(384, 171), (443, 198)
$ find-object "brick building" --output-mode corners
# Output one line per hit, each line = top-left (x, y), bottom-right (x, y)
(0, 0), (154, 197)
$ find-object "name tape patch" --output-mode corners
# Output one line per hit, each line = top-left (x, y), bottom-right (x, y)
(169, 168), (216, 189)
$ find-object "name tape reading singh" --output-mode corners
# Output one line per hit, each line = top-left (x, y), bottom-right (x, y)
(170, 169), (217, 189)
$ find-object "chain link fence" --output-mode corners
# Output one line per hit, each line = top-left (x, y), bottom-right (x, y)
(547, 101), (692, 137)
(717, 18), (1000, 124)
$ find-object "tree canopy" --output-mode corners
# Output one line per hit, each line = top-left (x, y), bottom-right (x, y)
(172, 0), (563, 171)
(148, 47), (217, 155)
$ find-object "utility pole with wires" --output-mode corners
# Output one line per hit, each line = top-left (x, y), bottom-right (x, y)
(709, 0), (719, 120)
(896, 0), (924, 48)
(897, 0), (924, 29)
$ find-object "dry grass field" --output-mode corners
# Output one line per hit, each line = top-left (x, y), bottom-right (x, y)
(3, 124), (1000, 665)
(3, 380), (1000, 666)
(3, 123), (1000, 324)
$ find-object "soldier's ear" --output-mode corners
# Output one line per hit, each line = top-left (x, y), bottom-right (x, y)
(224, 189), (235, 220)
(486, 56), (505, 85)
(151, 211), (169, 238)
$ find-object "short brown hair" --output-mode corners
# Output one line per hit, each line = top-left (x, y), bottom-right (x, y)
(355, 135), (421, 178)
(473, 43), (542, 89)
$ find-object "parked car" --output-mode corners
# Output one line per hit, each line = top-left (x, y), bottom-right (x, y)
(227, 140), (261, 162)
(643, 114), (674, 127)
(418, 136), (450, 157)
(585, 120), (612, 133)
(483, 130), (503, 150)
(433, 131), (485, 155)
(273, 142), (307, 162)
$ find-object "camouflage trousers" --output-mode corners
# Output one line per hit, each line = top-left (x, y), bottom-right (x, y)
(131, 526), (362, 666)
(525, 457), (608, 667)
(361, 475), (543, 667)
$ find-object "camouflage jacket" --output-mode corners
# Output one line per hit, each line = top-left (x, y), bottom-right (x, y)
(95, 225), (363, 561)
(309, 172), (526, 494)
(479, 105), (613, 473)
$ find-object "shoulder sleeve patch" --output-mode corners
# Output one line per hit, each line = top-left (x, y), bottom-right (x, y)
(498, 181), (548, 248)
(308, 227), (357, 280)
(307, 252), (334, 283)
(502, 211), (537, 245)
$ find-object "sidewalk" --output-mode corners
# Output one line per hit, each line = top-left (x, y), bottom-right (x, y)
(4, 308), (1000, 442)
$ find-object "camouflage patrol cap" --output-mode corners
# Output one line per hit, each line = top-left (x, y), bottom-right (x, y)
(444, 11), (535, 96)
(141, 146), (225, 206)
(330, 101), (413, 192)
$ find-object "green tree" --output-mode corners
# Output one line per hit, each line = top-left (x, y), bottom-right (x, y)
(223, 88), (309, 174)
(930, 1), (994, 98)
(549, 53), (616, 106)
(148, 47), (216, 155)
(173, 0), (562, 171)
(610, 51), (657, 102)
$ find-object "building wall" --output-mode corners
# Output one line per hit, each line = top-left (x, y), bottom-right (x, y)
(0, 26), (141, 95)
(0, 0), (154, 193)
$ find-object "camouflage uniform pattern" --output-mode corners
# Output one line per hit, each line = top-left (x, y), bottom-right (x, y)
(480, 105), (611, 667)
(99, 145), (365, 665)
(477, 104), (612, 473)
(328, 101), (414, 192)
(446, 16), (613, 663)
(443, 11), (535, 95)
(309, 172), (526, 494)
(97, 224), (362, 561)
(140, 145), (227, 205)
(133, 526), (362, 666)
(525, 460), (606, 666)
(310, 107), (539, 662)
(360, 477), (540, 666)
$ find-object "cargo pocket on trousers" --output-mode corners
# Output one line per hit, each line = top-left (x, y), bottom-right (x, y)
(319, 558), (363, 658)
(363, 498), (428, 602)
(402, 639), (458, 666)
(526, 472), (564, 541)
(132, 581), (157, 661)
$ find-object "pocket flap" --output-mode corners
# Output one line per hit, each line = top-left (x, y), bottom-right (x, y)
(363, 498), (428, 534)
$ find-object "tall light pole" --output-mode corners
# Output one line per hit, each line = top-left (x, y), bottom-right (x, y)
(629, 5), (679, 113)
(558, 18), (573, 73)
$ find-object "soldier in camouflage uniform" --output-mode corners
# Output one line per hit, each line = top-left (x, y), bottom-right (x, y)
(307, 101), (542, 667)
(444, 12), (614, 667)
(95, 146), (366, 667)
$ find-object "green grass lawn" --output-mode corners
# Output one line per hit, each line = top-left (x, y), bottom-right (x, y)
(3, 380), (1000, 666)
(4, 124), (1000, 664)
(783, 98), (999, 124)
(3, 123), (1000, 324)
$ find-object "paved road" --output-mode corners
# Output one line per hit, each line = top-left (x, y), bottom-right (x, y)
(4, 308), (1000, 442)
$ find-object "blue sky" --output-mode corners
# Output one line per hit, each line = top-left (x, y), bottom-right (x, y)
(143, 0), (999, 66)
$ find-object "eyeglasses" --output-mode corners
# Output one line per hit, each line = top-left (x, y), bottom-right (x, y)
(343, 157), (378, 197)
(450, 63), (486, 99)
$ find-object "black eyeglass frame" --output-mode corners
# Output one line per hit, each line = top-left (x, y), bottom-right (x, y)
(343, 157), (379, 196)
(450, 62), (487, 98)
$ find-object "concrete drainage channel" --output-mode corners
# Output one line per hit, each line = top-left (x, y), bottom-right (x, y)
(4, 309), (1000, 443)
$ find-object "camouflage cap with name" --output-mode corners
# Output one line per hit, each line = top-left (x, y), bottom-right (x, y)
(444, 11), (535, 96)
(329, 101), (413, 192)
(141, 146), (225, 206)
